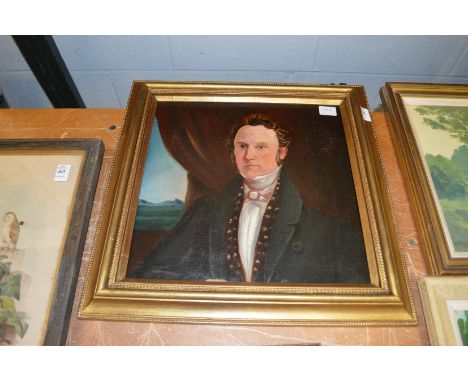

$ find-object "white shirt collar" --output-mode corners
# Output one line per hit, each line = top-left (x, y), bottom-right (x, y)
(241, 166), (281, 192)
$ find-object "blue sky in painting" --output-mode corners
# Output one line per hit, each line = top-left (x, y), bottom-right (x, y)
(138, 120), (188, 203)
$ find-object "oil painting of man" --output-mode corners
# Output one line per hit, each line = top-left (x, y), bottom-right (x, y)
(134, 111), (370, 284)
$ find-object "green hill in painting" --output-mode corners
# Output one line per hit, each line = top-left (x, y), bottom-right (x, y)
(134, 199), (184, 231)
(425, 145), (468, 252)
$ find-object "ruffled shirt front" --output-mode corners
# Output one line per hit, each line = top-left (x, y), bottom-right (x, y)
(238, 166), (281, 281)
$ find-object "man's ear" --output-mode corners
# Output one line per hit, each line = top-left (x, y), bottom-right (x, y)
(279, 146), (288, 160)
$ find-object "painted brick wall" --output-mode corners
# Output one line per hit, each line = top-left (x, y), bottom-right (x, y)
(1, 35), (468, 109)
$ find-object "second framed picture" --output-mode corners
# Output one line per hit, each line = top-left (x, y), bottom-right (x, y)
(381, 82), (468, 275)
(0, 139), (103, 345)
(79, 81), (416, 325)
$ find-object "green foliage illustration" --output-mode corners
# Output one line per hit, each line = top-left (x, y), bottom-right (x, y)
(425, 148), (468, 252)
(415, 105), (468, 145)
(425, 154), (466, 200)
(0, 254), (28, 344)
(452, 145), (468, 180)
(416, 106), (468, 252)
(457, 311), (468, 346)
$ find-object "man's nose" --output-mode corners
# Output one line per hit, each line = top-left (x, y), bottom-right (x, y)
(245, 146), (255, 160)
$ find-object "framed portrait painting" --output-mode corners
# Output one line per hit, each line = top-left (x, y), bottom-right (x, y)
(419, 276), (468, 345)
(0, 139), (103, 345)
(381, 82), (468, 275)
(79, 81), (416, 325)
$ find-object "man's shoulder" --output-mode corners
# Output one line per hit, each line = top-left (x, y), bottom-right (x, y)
(279, 170), (351, 227)
(180, 196), (216, 224)
(214, 175), (243, 207)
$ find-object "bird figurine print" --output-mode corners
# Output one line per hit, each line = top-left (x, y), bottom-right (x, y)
(1, 212), (24, 250)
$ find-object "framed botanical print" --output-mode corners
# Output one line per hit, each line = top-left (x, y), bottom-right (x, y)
(419, 276), (468, 345)
(0, 139), (103, 345)
(381, 82), (468, 275)
(79, 81), (416, 325)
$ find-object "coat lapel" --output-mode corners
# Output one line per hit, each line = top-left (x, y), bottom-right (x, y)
(208, 171), (302, 281)
(208, 175), (242, 278)
(265, 171), (303, 281)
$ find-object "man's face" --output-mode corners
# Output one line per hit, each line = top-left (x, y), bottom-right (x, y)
(233, 124), (288, 180)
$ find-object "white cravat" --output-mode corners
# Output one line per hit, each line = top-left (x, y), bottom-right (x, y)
(238, 166), (281, 281)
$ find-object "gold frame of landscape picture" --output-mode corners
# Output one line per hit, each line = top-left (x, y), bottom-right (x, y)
(381, 82), (468, 275)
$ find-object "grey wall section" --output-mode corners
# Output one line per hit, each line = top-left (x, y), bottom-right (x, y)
(1, 35), (468, 110)
(0, 36), (52, 108)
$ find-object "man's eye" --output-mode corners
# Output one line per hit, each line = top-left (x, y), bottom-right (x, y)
(257, 145), (265, 150)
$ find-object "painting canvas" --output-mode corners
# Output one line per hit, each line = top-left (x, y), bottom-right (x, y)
(125, 102), (370, 285)
(403, 97), (468, 257)
(0, 150), (84, 345)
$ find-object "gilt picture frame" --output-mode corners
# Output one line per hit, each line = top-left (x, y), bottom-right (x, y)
(0, 139), (103, 345)
(419, 276), (468, 345)
(79, 81), (416, 325)
(381, 82), (468, 275)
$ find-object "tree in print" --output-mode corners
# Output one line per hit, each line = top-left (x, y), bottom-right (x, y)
(415, 105), (468, 252)
(415, 106), (468, 145)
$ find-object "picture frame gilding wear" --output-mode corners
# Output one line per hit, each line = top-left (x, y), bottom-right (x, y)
(79, 81), (416, 325)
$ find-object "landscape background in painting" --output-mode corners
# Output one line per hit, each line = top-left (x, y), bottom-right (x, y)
(404, 99), (468, 255)
(127, 121), (187, 273)
(135, 120), (187, 232)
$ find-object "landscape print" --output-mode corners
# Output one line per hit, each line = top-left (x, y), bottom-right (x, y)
(405, 99), (468, 256)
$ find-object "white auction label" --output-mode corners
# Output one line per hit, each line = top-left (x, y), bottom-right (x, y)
(54, 164), (72, 182)
(361, 107), (372, 122)
(319, 106), (337, 116)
